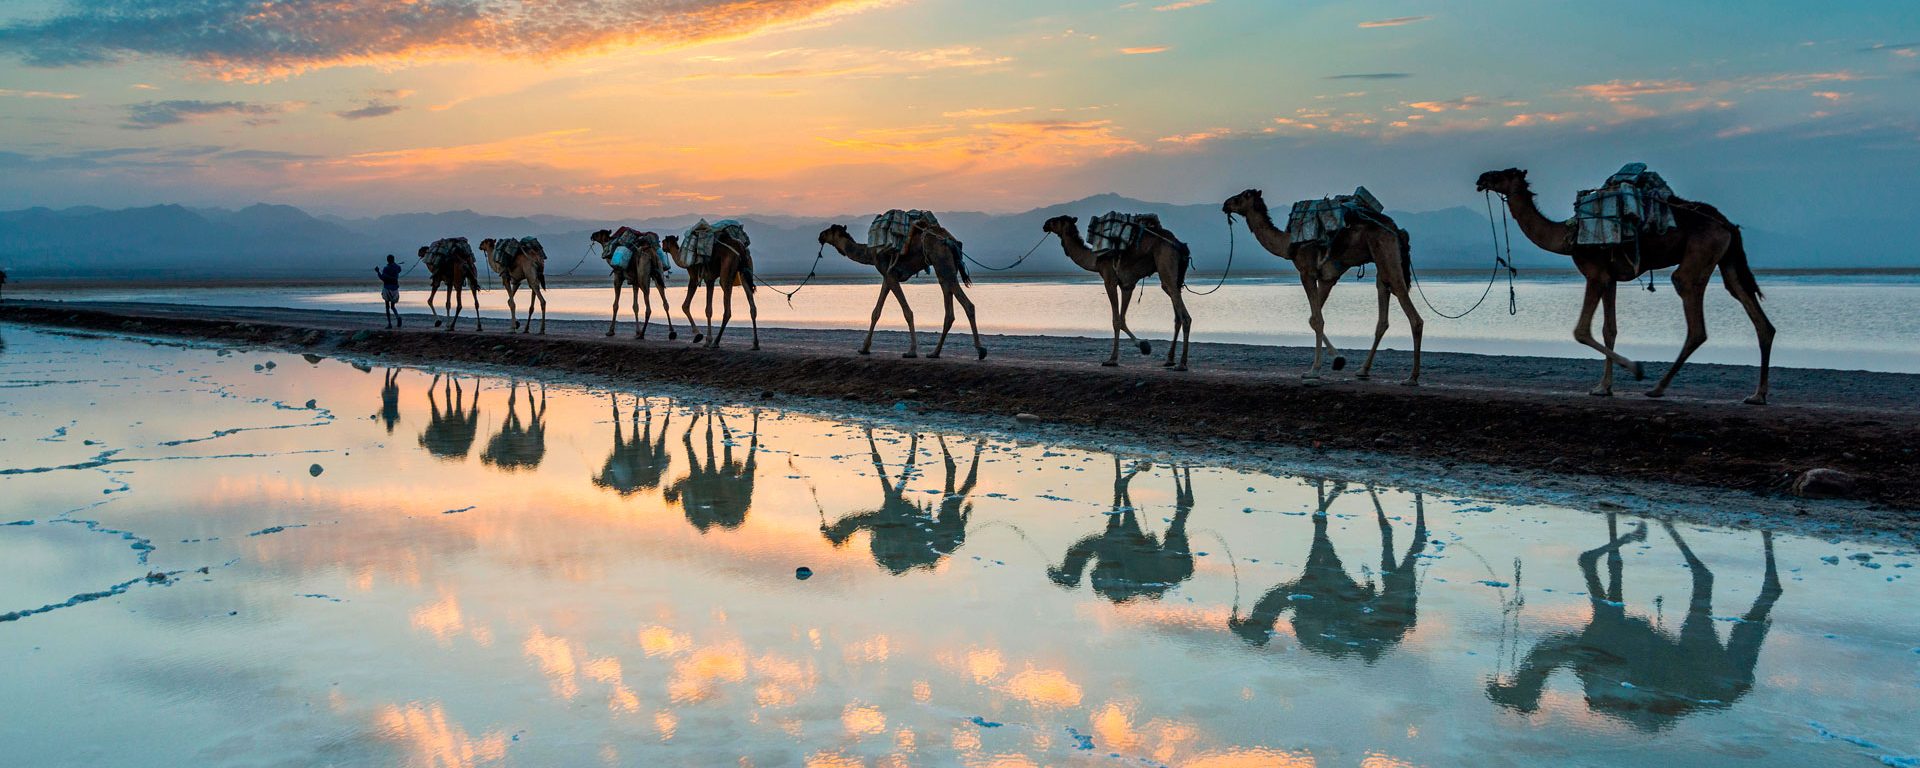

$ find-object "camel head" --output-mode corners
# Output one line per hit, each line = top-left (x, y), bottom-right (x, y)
(1222, 189), (1266, 217)
(1476, 168), (1529, 196)
(589, 228), (612, 245)
(477, 238), (496, 255)
(817, 223), (851, 247)
(416, 246), (429, 259)
(1041, 214), (1078, 238)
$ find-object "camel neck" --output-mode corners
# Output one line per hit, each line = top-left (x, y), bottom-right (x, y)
(1055, 226), (1102, 272)
(1504, 188), (1575, 256)
(829, 235), (877, 266)
(1240, 202), (1292, 256)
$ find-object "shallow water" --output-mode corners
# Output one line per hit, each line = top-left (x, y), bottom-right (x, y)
(18, 272), (1920, 372)
(1, 324), (1916, 767)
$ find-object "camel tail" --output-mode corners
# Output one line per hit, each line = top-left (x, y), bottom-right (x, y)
(1396, 227), (1412, 275)
(1723, 226), (1763, 301)
(954, 239), (973, 287)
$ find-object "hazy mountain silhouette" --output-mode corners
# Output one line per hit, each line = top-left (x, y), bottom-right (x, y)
(0, 195), (1897, 280)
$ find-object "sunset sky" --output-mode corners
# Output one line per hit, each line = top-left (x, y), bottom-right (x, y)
(1, 0), (1915, 224)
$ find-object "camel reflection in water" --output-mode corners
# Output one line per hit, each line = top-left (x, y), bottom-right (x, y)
(417, 374), (480, 461)
(821, 431), (983, 574)
(662, 406), (759, 532)
(378, 367), (401, 434)
(1230, 480), (1428, 663)
(480, 381), (547, 471)
(1047, 459), (1195, 602)
(1486, 515), (1782, 732)
(592, 393), (671, 497)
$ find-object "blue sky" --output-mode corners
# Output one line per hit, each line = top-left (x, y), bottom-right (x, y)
(0, 0), (1914, 229)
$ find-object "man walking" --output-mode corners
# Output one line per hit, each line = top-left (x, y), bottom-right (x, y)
(376, 255), (403, 328)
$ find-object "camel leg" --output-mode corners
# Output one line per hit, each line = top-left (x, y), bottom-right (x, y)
(1391, 280), (1424, 386)
(680, 278), (701, 344)
(931, 285), (955, 359)
(1359, 280), (1391, 381)
(427, 282), (442, 327)
(859, 281), (890, 355)
(443, 278), (460, 332)
(1572, 278), (1641, 383)
(701, 280), (716, 346)
(891, 281), (918, 358)
(1117, 285), (1149, 355)
(505, 279), (520, 332)
(534, 275), (547, 335)
(1720, 264), (1775, 405)
(709, 281), (735, 349)
(1102, 280), (1124, 366)
(631, 277), (643, 339)
(468, 274), (483, 332)
(1648, 270), (1711, 398)
(1301, 274), (1329, 379)
(1315, 277), (1346, 372)
(608, 278), (623, 337)
(744, 277), (760, 351)
(1162, 277), (1192, 371)
(638, 276), (653, 339)
(655, 276), (679, 340)
(1595, 281), (1620, 396)
(953, 284), (986, 360)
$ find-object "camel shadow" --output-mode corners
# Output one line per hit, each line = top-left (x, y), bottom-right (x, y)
(1047, 459), (1195, 603)
(592, 393), (672, 497)
(1486, 515), (1782, 732)
(662, 407), (759, 532)
(822, 431), (984, 575)
(1229, 480), (1428, 663)
(480, 381), (547, 472)
(417, 374), (480, 461)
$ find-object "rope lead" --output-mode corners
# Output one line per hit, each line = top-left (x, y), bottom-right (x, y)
(1410, 191), (1518, 320)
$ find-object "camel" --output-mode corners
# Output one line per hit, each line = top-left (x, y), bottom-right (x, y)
(822, 431), (983, 574)
(379, 367), (401, 435)
(593, 393), (672, 497)
(480, 381), (547, 471)
(817, 219), (987, 359)
(1229, 480), (1427, 663)
(662, 407), (759, 532)
(1048, 459), (1194, 602)
(1476, 168), (1775, 403)
(1486, 516), (1781, 732)
(1040, 215), (1195, 369)
(418, 374), (480, 461)
(477, 237), (549, 334)
(1223, 190), (1424, 384)
(662, 227), (759, 350)
(417, 239), (484, 332)
(589, 228), (678, 341)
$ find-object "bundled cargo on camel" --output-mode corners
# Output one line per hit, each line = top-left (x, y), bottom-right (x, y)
(867, 209), (942, 254)
(1573, 163), (1678, 246)
(421, 237), (473, 273)
(1088, 212), (1163, 252)
(1286, 186), (1385, 254)
(604, 228), (666, 273)
(482, 236), (543, 276)
(681, 219), (750, 267)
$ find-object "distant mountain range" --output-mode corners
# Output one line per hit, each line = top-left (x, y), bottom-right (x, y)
(0, 195), (1886, 280)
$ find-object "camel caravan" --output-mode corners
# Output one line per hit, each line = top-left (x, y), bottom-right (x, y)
(389, 162), (1773, 404)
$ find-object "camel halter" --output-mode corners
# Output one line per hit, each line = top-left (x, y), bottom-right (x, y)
(750, 243), (825, 306)
(1182, 214), (1238, 296)
(1409, 191), (1518, 319)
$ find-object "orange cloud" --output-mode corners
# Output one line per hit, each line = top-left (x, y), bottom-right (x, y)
(1576, 80), (1698, 101)
(1121, 46), (1171, 55)
(1359, 15), (1433, 28)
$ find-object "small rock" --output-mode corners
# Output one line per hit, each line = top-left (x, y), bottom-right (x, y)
(304, 399), (317, 409)
(263, 361), (276, 369)
(795, 566), (813, 581)
(1014, 413), (1041, 424)
(309, 464), (324, 477)
(1792, 468), (1855, 499)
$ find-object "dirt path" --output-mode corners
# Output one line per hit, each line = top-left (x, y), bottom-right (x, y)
(5, 299), (1916, 512)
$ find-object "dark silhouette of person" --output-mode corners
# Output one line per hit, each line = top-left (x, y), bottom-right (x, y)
(593, 393), (672, 497)
(1229, 480), (1429, 664)
(480, 381), (547, 471)
(378, 368), (402, 435)
(1485, 516), (1783, 732)
(418, 374), (480, 461)
(1048, 459), (1195, 603)
(662, 407), (758, 532)
(822, 431), (983, 574)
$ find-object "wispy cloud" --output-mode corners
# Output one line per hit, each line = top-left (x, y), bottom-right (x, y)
(1325, 73), (1412, 80)
(123, 100), (290, 129)
(1120, 46), (1170, 55)
(1408, 95), (1488, 112)
(1576, 79), (1698, 101)
(1153, 0), (1212, 11)
(942, 107), (1031, 119)
(335, 102), (403, 120)
(1358, 16), (1432, 28)
(0, 0), (893, 80)
(0, 87), (80, 99)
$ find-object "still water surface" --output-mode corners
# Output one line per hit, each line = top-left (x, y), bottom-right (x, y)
(1, 325), (1916, 767)
(19, 272), (1920, 372)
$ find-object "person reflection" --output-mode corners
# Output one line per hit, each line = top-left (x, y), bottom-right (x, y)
(593, 393), (672, 497)
(1047, 459), (1194, 602)
(379, 367), (402, 435)
(418, 373), (480, 461)
(822, 431), (983, 574)
(662, 406), (759, 532)
(1485, 516), (1782, 731)
(481, 380), (547, 471)
(1229, 480), (1428, 663)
